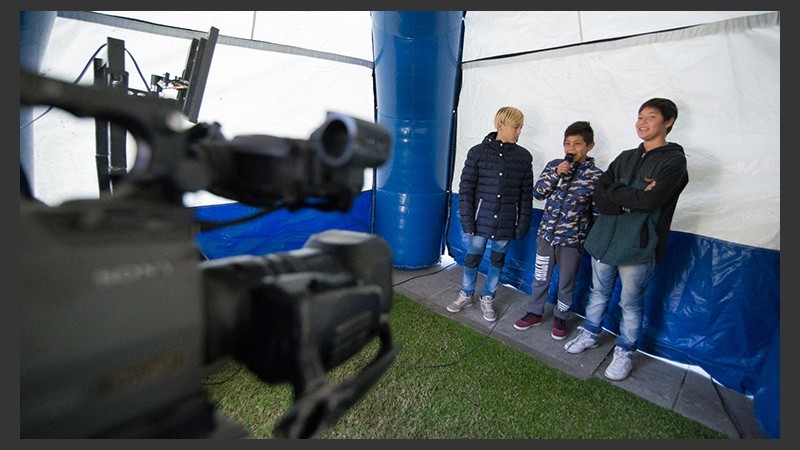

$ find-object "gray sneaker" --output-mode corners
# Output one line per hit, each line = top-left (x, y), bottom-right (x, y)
(604, 346), (634, 381)
(479, 295), (496, 322)
(447, 290), (474, 312)
(563, 326), (599, 354)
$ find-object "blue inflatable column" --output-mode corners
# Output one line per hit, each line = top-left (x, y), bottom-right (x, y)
(371, 11), (463, 270)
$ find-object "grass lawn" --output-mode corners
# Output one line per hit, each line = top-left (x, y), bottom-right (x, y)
(205, 293), (727, 439)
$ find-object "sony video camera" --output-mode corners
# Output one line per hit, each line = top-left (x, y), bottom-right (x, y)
(20, 69), (399, 438)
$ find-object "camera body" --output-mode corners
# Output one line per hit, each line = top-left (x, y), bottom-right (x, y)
(21, 198), (212, 437)
(20, 70), (398, 438)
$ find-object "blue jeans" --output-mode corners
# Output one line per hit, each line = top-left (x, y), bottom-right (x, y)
(582, 257), (655, 352)
(460, 234), (510, 298)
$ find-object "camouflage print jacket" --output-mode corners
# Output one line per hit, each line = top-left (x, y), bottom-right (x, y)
(533, 156), (603, 249)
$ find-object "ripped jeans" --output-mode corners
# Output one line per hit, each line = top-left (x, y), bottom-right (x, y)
(460, 233), (510, 299)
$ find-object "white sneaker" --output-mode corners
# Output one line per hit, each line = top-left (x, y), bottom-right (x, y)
(447, 290), (474, 313)
(604, 346), (634, 381)
(563, 326), (599, 354)
(479, 295), (496, 322)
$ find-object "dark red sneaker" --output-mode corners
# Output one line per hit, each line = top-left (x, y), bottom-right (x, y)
(551, 317), (567, 340)
(514, 312), (542, 331)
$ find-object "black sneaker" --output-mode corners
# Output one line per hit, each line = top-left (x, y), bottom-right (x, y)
(514, 312), (542, 331)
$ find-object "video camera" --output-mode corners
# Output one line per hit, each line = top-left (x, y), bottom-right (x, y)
(20, 69), (399, 438)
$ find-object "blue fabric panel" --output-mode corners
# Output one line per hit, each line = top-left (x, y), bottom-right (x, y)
(194, 191), (373, 259)
(633, 233), (780, 396)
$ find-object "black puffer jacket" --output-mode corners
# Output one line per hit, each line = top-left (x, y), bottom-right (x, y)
(458, 132), (533, 240)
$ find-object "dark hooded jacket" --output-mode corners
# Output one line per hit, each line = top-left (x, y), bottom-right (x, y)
(458, 132), (533, 241)
(585, 142), (688, 265)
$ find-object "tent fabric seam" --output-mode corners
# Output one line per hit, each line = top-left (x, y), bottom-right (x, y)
(462, 11), (779, 70)
(56, 10), (374, 69)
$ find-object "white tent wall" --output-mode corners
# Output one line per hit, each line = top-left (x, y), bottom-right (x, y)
(95, 11), (374, 59)
(30, 11), (375, 207)
(456, 11), (780, 251)
(462, 11), (774, 59)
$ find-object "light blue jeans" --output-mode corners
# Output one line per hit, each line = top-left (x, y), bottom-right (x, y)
(582, 257), (655, 352)
(460, 234), (510, 299)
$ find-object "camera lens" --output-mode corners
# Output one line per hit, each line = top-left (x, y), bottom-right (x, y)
(317, 118), (351, 166)
(311, 112), (390, 169)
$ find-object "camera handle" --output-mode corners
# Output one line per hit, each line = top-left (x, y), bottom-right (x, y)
(275, 323), (400, 438)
